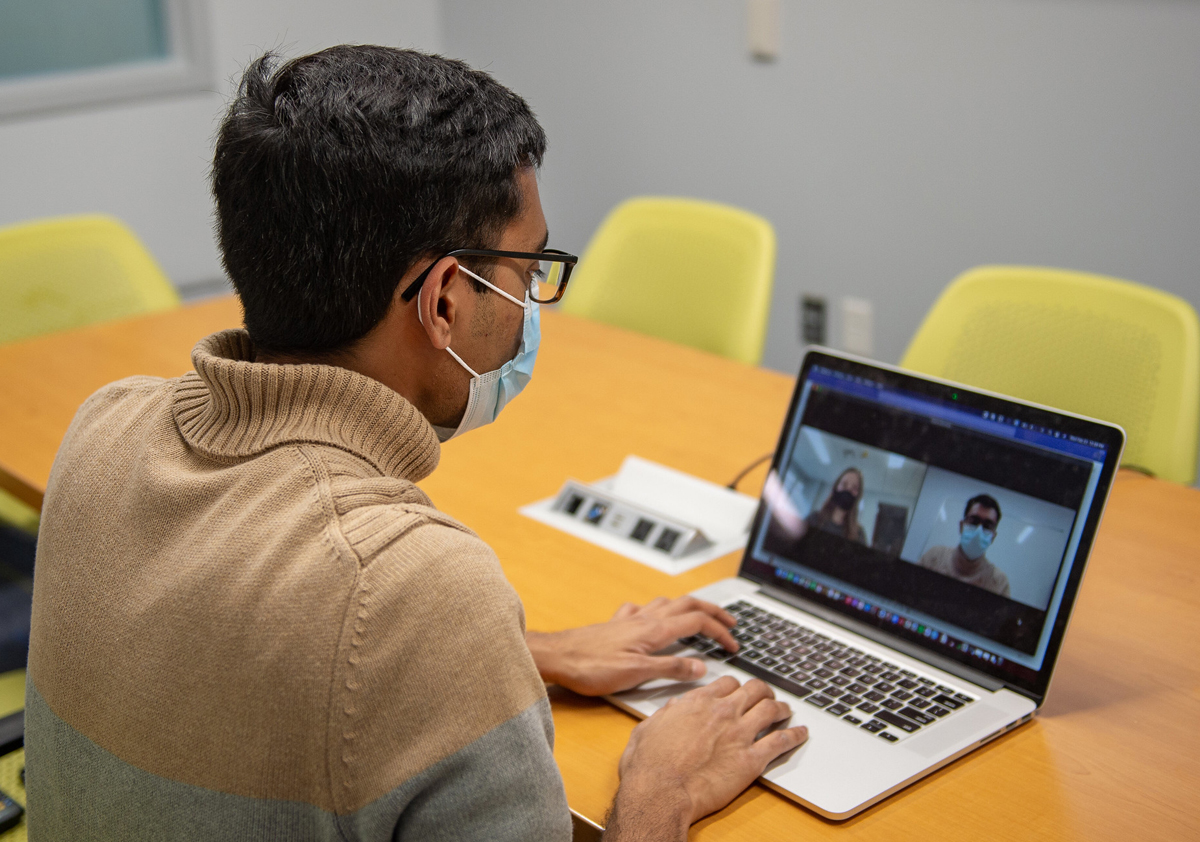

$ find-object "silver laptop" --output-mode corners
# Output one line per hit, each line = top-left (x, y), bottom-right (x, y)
(610, 347), (1125, 819)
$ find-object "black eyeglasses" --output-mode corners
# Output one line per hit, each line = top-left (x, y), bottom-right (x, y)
(400, 248), (578, 304)
(963, 514), (999, 533)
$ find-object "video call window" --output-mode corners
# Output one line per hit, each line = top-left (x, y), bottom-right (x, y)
(898, 468), (1076, 612)
(765, 427), (927, 558)
(765, 433), (1077, 614)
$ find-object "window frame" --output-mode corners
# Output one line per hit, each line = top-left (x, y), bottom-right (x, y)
(0, 0), (212, 120)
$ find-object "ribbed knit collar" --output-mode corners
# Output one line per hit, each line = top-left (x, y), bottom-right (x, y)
(172, 330), (440, 482)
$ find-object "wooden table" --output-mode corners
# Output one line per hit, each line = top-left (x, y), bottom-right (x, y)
(0, 297), (246, 511)
(2, 297), (1197, 839)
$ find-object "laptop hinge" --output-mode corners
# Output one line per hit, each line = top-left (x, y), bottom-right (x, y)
(758, 583), (1008, 693)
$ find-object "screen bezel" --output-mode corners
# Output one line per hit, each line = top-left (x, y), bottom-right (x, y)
(739, 347), (1125, 703)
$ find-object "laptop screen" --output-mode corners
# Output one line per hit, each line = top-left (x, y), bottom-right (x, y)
(740, 350), (1124, 700)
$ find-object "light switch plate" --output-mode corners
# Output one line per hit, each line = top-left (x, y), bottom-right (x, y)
(747, 0), (781, 61)
(842, 296), (874, 356)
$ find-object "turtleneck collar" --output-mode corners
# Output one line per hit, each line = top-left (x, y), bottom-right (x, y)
(171, 330), (440, 483)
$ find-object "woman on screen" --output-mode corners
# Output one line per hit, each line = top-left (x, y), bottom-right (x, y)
(806, 467), (867, 544)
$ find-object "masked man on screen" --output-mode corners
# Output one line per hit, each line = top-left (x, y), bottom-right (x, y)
(25, 47), (807, 842)
(917, 494), (1011, 597)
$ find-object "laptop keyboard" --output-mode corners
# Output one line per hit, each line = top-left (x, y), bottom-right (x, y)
(679, 600), (977, 744)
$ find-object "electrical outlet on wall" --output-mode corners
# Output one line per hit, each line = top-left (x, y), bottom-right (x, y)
(842, 297), (874, 357)
(800, 295), (827, 345)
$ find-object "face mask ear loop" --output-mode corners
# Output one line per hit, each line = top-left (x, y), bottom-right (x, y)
(414, 268), (485, 378)
(415, 256), (453, 327)
(445, 346), (481, 378)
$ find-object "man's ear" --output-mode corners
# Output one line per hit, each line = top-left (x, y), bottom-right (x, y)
(416, 256), (464, 350)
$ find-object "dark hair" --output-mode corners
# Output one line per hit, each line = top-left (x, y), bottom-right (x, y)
(211, 46), (547, 354)
(964, 494), (1002, 522)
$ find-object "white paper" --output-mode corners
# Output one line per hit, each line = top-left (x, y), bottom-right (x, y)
(519, 456), (760, 575)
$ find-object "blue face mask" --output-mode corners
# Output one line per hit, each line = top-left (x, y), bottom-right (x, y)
(425, 264), (540, 442)
(959, 524), (994, 560)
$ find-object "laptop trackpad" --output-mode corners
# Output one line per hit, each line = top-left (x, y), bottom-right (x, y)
(904, 703), (1006, 758)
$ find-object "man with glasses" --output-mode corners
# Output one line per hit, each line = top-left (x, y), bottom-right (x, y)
(26, 46), (806, 841)
(918, 494), (1011, 597)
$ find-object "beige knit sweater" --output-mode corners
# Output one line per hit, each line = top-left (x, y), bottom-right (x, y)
(25, 329), (570, 841)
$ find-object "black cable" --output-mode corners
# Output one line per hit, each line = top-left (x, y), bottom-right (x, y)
(726, 452), (774, 490)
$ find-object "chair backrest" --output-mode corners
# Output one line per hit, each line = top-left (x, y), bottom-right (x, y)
(0, 214), (180, 345)
(559, 197), (776, 365)
(901, 266), (1200, 484)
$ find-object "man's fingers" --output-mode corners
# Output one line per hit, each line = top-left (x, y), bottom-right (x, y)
(611, 602), (641, 620)
(696, 615), (740, 651)
(731, 677), (776, 714)
(629, 654), (708, 686)
(742, 698), (793, 734)
(698, 598), (738, 628)
(661, 612), (739, 651)
(659, 596), (737, 628)
(692, 674), (741, 699)
(612, 597), (671, 621)
(753, 725), (809, 764)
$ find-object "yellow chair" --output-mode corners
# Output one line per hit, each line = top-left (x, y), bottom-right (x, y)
(0, 671), (24, 840)
(0, 214), (181, 531)
(0, 214), (179, 345)
(559, 197), (776, 365)
(0, 747), (25, 841)
(0, 672), (22, 721)
(0, 499), (36, 537)
(901, 266), (1200, 484)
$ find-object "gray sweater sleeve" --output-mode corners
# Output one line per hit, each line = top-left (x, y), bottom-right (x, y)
(338, 698), (572, 842)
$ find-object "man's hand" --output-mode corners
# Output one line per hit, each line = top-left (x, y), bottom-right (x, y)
(602, 676), (809, 841)
(526, 596), (738, 696)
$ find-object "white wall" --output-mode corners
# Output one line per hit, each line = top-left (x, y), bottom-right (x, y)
(5, 0), (1195, 351)
(441, 0), (1200, 374)
(0, 0), (442, 295)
